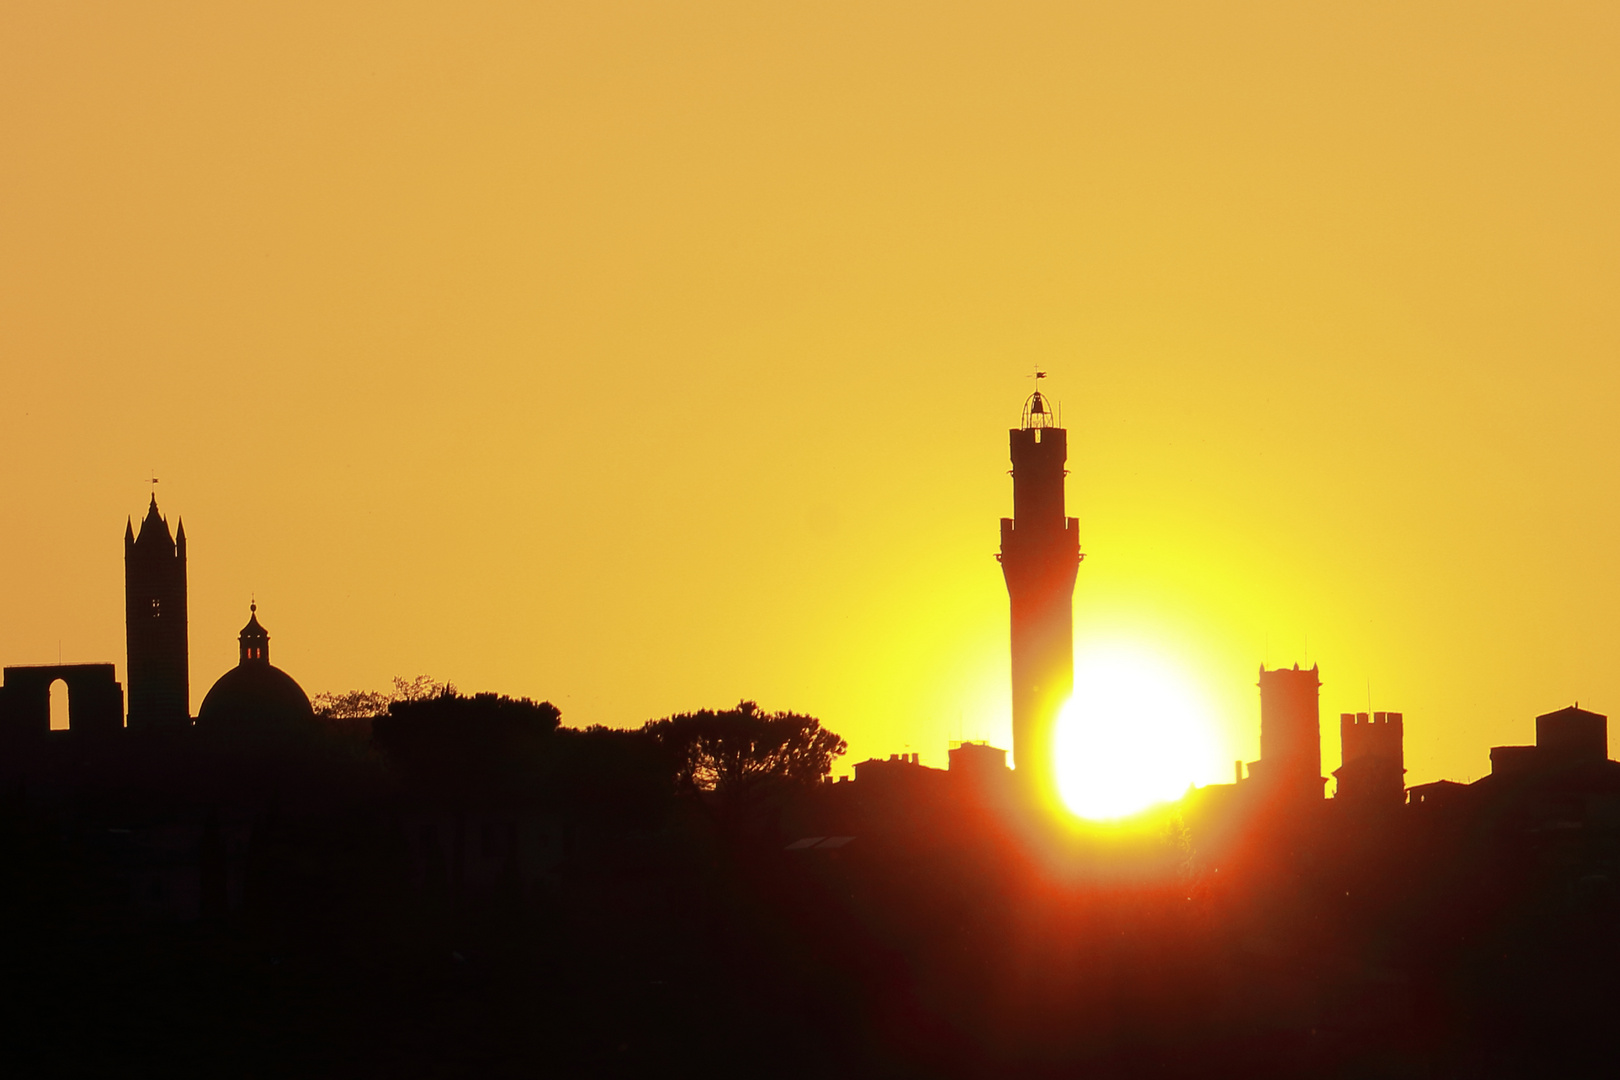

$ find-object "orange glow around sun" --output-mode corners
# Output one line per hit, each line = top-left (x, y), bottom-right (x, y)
(1053, 645), (1222, 821)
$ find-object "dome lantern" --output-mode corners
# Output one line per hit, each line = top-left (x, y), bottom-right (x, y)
(239, 602), (270, 665)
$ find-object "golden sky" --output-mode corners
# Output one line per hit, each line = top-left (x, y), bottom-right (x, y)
(4, 3), (1618, 789)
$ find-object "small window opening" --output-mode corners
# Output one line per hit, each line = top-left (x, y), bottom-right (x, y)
(151, 598), (161, 618)
(49, 678), (70, 731)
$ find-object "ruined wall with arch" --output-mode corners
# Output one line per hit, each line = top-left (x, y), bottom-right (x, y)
(0, 664), (124, 738)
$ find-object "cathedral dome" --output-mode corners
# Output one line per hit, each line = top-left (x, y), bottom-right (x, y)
(196, 604), (313, 729)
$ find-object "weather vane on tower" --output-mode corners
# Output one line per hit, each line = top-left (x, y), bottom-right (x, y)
(1022, 367), (1056, 429)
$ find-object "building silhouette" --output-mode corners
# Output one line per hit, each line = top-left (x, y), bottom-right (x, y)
(1334, 711), (1405, 808)
(841, 744), (1013, 796)
(0, 663), (123, 738)
(998, 387), (1081, 802)
(125, 496), (189, 729)
(1533, 704), (1607, 765)
(1245, 664), (1324, 804)
(196, 604), (314, 729)
(2, 498), (311, 739)
(1487, 704), (1608, 780)
(852, 751), (929, 787)
(948, 740), (1009, 781)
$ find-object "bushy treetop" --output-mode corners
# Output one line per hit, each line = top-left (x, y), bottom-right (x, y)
(644, 700), (847, 798)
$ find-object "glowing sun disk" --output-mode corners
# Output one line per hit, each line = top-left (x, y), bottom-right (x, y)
(1054, 647), (1219, 821)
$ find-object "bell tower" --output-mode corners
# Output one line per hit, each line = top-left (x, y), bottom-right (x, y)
(998, 383), (1082, 804)
(125, 495), (189, 730)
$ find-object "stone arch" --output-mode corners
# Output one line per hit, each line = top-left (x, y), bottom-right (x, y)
(0, 664), (124, 737)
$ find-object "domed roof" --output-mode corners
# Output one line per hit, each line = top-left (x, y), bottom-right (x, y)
(197, 661), (314, 729)
(196, 602), (313, 729)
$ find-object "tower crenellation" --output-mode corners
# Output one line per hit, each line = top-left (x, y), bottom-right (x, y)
(1341, 711), (1404, 762)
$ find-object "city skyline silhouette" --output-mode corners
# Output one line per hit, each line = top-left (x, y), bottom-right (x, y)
(4, 5), (1620, 1075)
(3, 395), (1600, 823)
(2, 438), (1617, 1076)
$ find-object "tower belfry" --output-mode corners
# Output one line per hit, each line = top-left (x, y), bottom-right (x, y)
(998, 383), (1082, 803)
(125, 495), (189, 730)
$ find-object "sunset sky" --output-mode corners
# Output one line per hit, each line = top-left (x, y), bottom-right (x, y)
(4, 3), (1618, 791)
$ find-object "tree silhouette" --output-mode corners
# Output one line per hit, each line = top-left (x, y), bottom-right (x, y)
(312, 675), (452, 720)
(644, 700), (847, 800)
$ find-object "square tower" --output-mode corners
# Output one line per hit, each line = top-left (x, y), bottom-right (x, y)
(1248, 663), (1325, 804)
(1334, 711), (1405, 808)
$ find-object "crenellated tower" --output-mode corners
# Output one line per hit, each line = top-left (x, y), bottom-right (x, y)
(125, 495), (189, 729)
(1249, 663), (1325, 805)
(998, 386), (1082, 802)
(1334, 710), (1405, 809)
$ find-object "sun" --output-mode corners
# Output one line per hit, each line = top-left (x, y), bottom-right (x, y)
(1052, 645), (1221, 821)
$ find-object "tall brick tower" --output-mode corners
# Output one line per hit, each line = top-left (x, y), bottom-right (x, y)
(125, 495), (189, 730)
(998, 384), (1082, 802)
